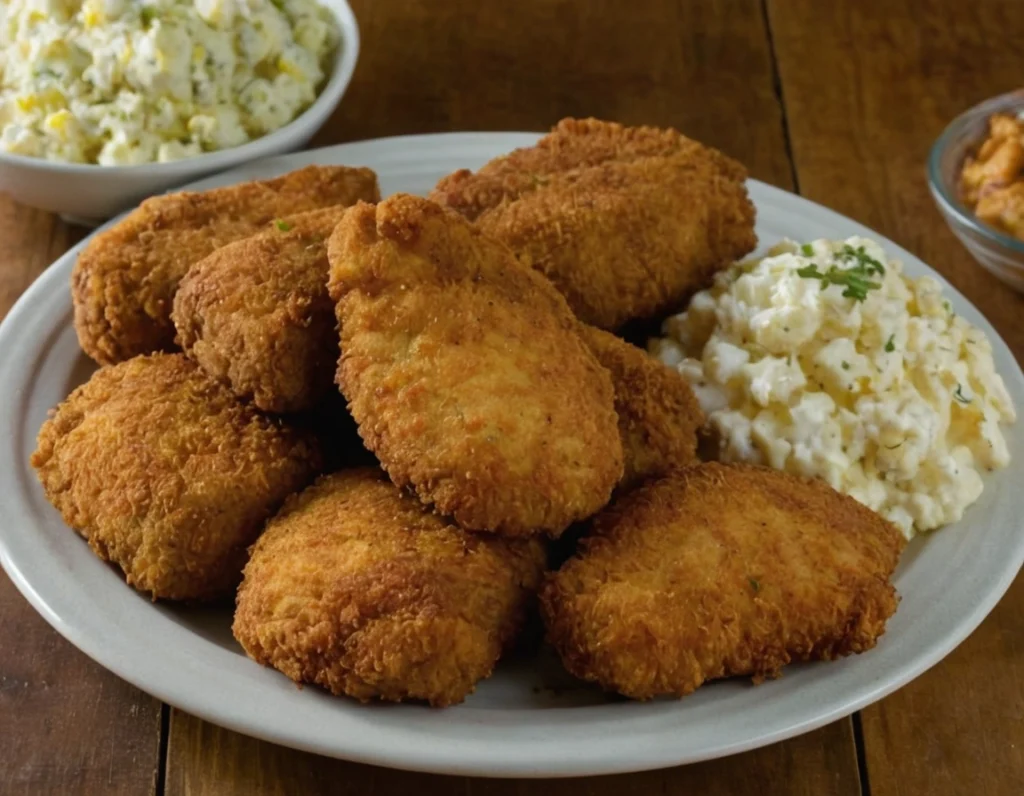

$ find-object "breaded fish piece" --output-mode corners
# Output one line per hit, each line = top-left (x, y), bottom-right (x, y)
(431, 119), (756, 330)
(233, 468), (546, 707)
(327, 194), (623, 537)
(73, 165), (380, 365)
(474, 155), (755, 330)
(31, 354), (321, 601)
(541, 463), (906, 700)
(173, 206), (348, 413)
(431, 117), (738, 220)
(580, 325), (703, 488)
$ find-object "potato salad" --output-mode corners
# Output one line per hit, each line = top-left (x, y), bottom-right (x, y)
(0, 0), (338, 165)
(651, 237), (1016, 537)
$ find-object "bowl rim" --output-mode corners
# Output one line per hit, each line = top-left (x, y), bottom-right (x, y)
(927, 87), (1024, 257)
(0, 0), (359, 176)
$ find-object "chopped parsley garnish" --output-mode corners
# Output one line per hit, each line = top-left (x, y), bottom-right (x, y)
(800, 243), (815, 256)
(274, 219), (292, 231)
(885, 334), (896, 352)
(838, 244), (886, 276)
(797, 262), (881, 301)
(953, 383), (972, 404)
(841, 361), (850, 370)
(886, 442), (903, 450)
(748, 577), (761, 593)
(140, 7), (156, 25)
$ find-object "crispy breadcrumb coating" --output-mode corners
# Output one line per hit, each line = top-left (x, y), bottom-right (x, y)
(326, 195), (623, 537)
(580, 325), (703, 488)
(31, 354), (321, 601)
(541, 463), (906, 699)
(431, 118), (756, 330)
(233, 468), (546, 706)
(73, 165), (379, 365)
(173, 206), (348, 413)
(431, 117), (743, 220)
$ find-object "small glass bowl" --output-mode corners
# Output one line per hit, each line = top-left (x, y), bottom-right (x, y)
(927, 89), (1024, 292)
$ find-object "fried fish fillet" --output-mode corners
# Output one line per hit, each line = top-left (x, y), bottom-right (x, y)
(327, 194), (623, 537)
(73, 165), (380, 365)
(431, 118), (756, 330)
(173, 206), (348, 413)
(431, 117), (731, 221)
(541, 463), (906, 699)
(233, 468), (546, 706)
(580, 325), (703, 488)
(31, 354), (321, 601)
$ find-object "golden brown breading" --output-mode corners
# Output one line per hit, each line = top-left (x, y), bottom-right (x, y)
(73, 165), (380, 365)
(431, 117), (743, 220)
(541, 463), (906, 700)
(431, 118), (756, 330)
(327, 194), (623, 538)
(173, 206), (348, 413)
(31, 354), (321, 601)
(474, 155), (755, 330)
(233, 468), (546, 707)
(580, 325), (703, 488)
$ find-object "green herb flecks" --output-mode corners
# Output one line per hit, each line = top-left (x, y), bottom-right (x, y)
(800, 243), (815, 256)
(953, 383), (972, 405)
(748, 577), (761, 594)
(885, 334), (896, 353)
(838, 244), (886, 276)
(140, 7), (156, 26)
(841, 361), (850, 370)
(796, 262), (881, 302)
(274, 219), (292, 231)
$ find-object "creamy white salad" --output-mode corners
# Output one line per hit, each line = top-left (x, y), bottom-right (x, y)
(0, 0), (339, 165)
(652, 237), (1016, 538)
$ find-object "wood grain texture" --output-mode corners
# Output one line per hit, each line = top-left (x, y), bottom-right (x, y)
(166, 709), (860, 796)
(317, 0), (794, 190)
(0, 197), (163, 796)
(165, 0), (860, 792)
(0, 196), (82, 315)
(768, 0), (1024, 793)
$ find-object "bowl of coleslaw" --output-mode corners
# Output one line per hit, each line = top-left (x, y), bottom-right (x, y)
(0, 0), (359, 222)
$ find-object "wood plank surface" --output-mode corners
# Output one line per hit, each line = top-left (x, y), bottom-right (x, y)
(317, 0), (794, 189)
(165, 0), (862, 792)
(0, 198), (164, 796)
(768, 0), (1024, 793)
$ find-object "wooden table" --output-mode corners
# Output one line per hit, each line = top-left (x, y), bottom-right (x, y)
(2, 1), (1023, 793)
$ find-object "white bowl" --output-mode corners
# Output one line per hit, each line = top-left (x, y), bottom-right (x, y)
(0, 0), (359, 223)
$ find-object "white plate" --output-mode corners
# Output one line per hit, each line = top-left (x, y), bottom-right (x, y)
(1, 133), (1022, 779)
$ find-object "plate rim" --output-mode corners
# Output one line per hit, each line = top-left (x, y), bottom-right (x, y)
(0, 131), (1022, 778)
